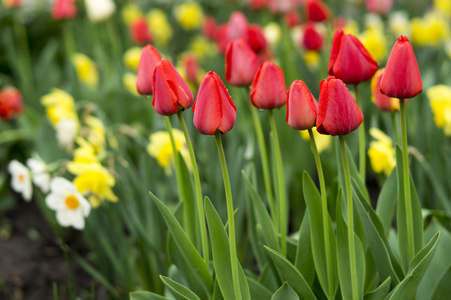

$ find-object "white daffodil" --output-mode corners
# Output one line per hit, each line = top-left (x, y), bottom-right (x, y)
(26, 156), (50, 194)
(8, 160), (32, 202)
(45, 177), (91, 230)
(85, 0), (116, 23)
(56, 118), (78, 150)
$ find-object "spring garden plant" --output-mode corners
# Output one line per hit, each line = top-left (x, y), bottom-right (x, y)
(1, 0), (451, 299)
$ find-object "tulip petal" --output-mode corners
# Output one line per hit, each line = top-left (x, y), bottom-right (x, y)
(286, 80), (318, 130)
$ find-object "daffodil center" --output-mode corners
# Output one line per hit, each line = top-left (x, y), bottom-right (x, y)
(18, 174), (24, 182)
(65, 194), (80, 210)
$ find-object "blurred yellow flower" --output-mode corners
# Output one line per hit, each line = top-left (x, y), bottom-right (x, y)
(147, 129), (192, 175)
(343, 19), (359, 36)
(388, 11), (411, 37)
(147, 9), (173, 45)
(121, 3), (142, 25)
(173, 2), (204, 30)
(71, 53), (99, 88)
(359, 28), (387, 62)
(190, 36), (217, 60)
(411, 11), (449, 46)
(368, 128), (396, 176)
(427, 85), (451, 135)
(303, 50), (321, 70)
(264, 22), (282, 47)
(123, 72), (139, 95)
(123, 47), (142, 70)
(85, 116), (106, 154)
(434, 0), (451, 16)
(300, 127), (331, 153)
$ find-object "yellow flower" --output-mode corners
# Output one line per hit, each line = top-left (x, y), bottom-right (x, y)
(368, 128), (396, 176)
(427, 85), (451, 135)
(71, 53), (99, 88)
(85, 116), (106, 154)
(300, 127), (331, 154)
(121, 3), (142, 25)
(359, 28), (387, 62)
(189, 36), (217, 60)
(264, 22), (282, 47)
(123, 72), (139, 95)
(146, 9), (173, 45)
(147, 129), (192, 175)
(434, 0), (451, 17)
(41, 88), (78, 126)
(411, 11), (449, 46)
(173, 2), (204, 30)
(343, 19), (359, 36)
(388, 11), (411, 37)
(73, 169), (117, 208)
(123, 47), (142, 70)
(303, 50), (321, 70)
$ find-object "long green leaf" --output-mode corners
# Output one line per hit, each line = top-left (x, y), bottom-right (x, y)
(431, 264), (451, 300)
(294, 211), (315, 287)
(375, 170), (398, 236)
(364, 277), (391, 300)
(271, 283), (299, 300)
(129, 291), (169, 300)
(247, 276), (273, 300)
(160, 276), (201, 300)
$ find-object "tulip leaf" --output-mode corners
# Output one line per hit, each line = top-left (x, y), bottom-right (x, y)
(247, 276), (273, 300)
(431, 264), (451, 300)
(271, 283), (299, 300)
(363, 277), (391, 300)
(263, 246), (317, 300)
(149, 192), (213, 294)
(375, 169), (398, 236)
(302, 171), (338, 298)
(386, 232), (440, 300)
(129, 291), (170, 300)
(294, 211), (315, 287)
(160, 276), (201, 300)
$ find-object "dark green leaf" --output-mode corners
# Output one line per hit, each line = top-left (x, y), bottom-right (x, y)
(129, 291), (169, 300)
(431, 264), (451, 300)
(364, 277), (391, 300)
(160, 276), (201, 300)
(271, 283), (299, 300)
(294, 211), (315, 287)
(247, 276), (272, 300)
(376, 170), (397, 236)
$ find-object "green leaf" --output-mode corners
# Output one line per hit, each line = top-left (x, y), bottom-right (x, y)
(129, 291), (170, 300)
(294, 211), (315, 287)
(376, 170), (398, 236)
(431, 265), (451, 300)
(271, 283), (299, 300)
(264, 246), (316, 300)
(247, 276), (273, 300)
(302, 172), (338, 298)
(364, 277), (391, 300)
(386, 232), (440, 300)
(160, 276), (201, 300)
(149, 192), (213, 294)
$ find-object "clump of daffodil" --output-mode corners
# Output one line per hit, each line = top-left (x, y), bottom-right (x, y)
(147, 129), (192, 175)
(122, 72), (139, 95)
(300, 127), (331, 153)
(189, 36), (217, 60)
(146, 9), (173, 46)
(265, 22), (282, 47)
(388, 11), (411, 37)
(121, 2), (142, 25)
(123, 47), (142, 70)
(71, 53), (99, 89)
(303, 50), (321, 70)
(84, 115), (106, 155)
(173, 2), (204, 31)
(368, 128), (396, 176)
(427, 84), (451, 135)
(359, 28), (387, 62)
(411, 10), (449, 46)
(434, 0), (451, 17)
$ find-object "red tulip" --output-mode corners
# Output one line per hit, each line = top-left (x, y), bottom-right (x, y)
(52, 0), (77, 20)
(371, 69), (399, 111)
(366, 0), (393, 15)
(0, 87), (23, 121)
(380, 36), (422, 99)
(286, 80), (318, 130)
(216, 12), (248, 53)
(268, 0), (302, 13)
(251, 61), (287, 109)
(136, 44), (162, 96)
(328, 29), (378, 85)
(3, 0), (22, 8)
(305, 0), (330, 22)
(285, 11), (302, 28)
(202, 16), (217, 40)
(302, 22), (324, 51)
(131, 17), (152, 45)
(245, 24), (267, 53)
(193, 71), (237, 135)
(317, 76), (363, 136)
(248, 0), (268, 10)
(152, 59), (194, 116)
(182, 55), (200, 83)
(225, 39), (260, 87)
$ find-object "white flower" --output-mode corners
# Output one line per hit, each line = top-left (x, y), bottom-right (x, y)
(26, 156), (50, 194)
(85, 0), (116, 23)
(8, 160), (32, 202)
(46, 177), (91, 230)
(56, 118), (78, 150)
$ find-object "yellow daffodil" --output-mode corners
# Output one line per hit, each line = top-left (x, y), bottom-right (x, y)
(122, 72), (139, 95)
(427, 85), (451, 135)
(71, 53), (99, 88)
(85, 116), (106, 154)
(411, 11), (449, 46)
(173, 2), (204, 30)
(343, 19), (359, 36)
(300, 127), (331, 153)
(368, 128), (396, 176)
(147, 9), (173, 45)
(189, 36), (217, 60)
(123, 47), (142, 70)
(434, 0), (451, 17)
(74, 169), (117, 208)
(121, 3), (142, 25)
(303, 50), (321, 70)
(359, 28), (387, 62)
(388, 11), (411, 37)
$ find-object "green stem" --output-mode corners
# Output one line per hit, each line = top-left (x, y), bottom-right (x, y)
(13, 12), (33, 93)
(309, 129), (333, 298)
(354, 85), (366, 184)
(63, 20), (76, 60)
(339, 136), (359, 300)
(400, 99), (414, 260)
(391, 111), (400, 146)
(214, 133), (242, 300)
(56, 225), (76, 300)
(245, 87), (276, 228)
(177, 112), (209, 265)
(269, 110), (287, 256)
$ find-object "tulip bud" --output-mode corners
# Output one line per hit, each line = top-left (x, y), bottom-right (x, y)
(0, 87), (23, 121)
(380, 36), (422, 99)
(136, 44), (162, 96)
(366, 0), (393, 15)
(286, 80), (318, 130)
(202, 16), (217, 40)
(305, 0), (330, 22)
(193, 71), (237, 135)
(371, 69), (399, 111)
(216, 12), (248, 53)
(251, 61), (287, 109)
(328, 29), (378, 85)
(302, 22), (324, 51)
(225, 39), (260, 87)
(52, 0), (77, 20)
(84, 0), (116, 23)
(285, 11), (302, 28)
(246, 24), (267, 53)
(182, 55), (200, 83)
(130, 17), (152, 45)
(152, 59), (194, 116)
(317, 76), (363, 136)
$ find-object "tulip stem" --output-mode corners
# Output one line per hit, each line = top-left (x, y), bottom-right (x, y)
(339, 135), (359, 300)
(214, 133), (242, 300)
(354, 85), (366, 185)
(391, 111), (400, 146)
(245, 87), (276, 229)
(269, 110), (287, 256)
(177, 112), (209, 265)
(309, 129), (333, 298)
(399, 99), (415, 261)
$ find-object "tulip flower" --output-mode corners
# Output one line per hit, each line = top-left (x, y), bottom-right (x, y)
(136, 44), (162, 96)
(305, 0), (330, 22)
(246, 24), (267, 53)
(215, 12), (248, 53)
(328, 29), (378, 85)
(285, 11), (302, 28)
(302, 22), (324, 51)
(0, 87), (23, 121)
(130, 17), (152, 45)
(152, 59), (194, 116)
(371, 69), (399, 111)
(192, 71), (236, 135)
(202, 16), (217, 40)
(52, 0), (77, 20)
(250, 61), (287, 109)
(380, 35), (422, 99)
(268, 0), (302, 13)
(2, 0), (22, 8)
(317, 76), (363, 136)
(286, 80), (318, 130)
(366, 0), (393, 15)
(248, 0), (269, 10)
(225, 39), (260, 87)
(84, 0), (116, 23)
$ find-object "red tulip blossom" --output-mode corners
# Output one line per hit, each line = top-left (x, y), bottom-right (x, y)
(250, 61), (287, 109)
(248, 0), (269, 10)
(52, 0), (77, 20)
(285, 11), (302, 28)
(193, 71), (237, 135)
(0, 87), (23, 121)
(302, 22), (324, 51)
(130, 17), (152, 45)
(268, 0), (303, 13)
(152, 59), (194, 116)
(225, 39), (260, 87)
(380, 36), (422, 99)
(317, 76), (363, 136)
(246, 24), (267, 53)
(182, 54), (200, 84)
(286, 80), (318, 130)
(216, 12), (248, 53)
(328, 29), (378, 85)
(366, 0), (393, 15)
(202, 16), (217, 40)
(305, 0), (330, 22)
(3, 0), (23, 8)
(136, 44), (162, 96)
(371, 69), (399, 111)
